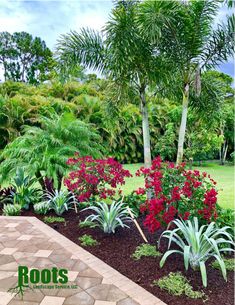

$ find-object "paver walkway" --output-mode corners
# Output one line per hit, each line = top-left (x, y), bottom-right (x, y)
(0, 216), (166, 305)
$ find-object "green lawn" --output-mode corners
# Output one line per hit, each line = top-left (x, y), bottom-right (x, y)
(122, 162), (234, 209)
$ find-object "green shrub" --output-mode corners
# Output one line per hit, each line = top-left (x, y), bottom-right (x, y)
(216, 207), (234, 232)
(78, 220), (97, 228)
(212, 258), (234, 271)
(34, 202), (50, 215)
(43, 216), (65, 223)
(121, 192), (146, 217)
(159, 217), (234, 287)
(79, 234), (98, 246)
(3, 204), (21, 216)
(154, 272), (205, 299)
(132, 244), (161, 260)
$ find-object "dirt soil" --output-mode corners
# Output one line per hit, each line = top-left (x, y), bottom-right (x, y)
(17, 208), (234, 305)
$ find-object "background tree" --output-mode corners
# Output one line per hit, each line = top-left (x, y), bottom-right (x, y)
(0, 31), (53, 84)
(0, 113), (103, 190)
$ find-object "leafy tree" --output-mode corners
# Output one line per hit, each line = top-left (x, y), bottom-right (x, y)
(154, 123), (177, 161)
(185, 129), (223, 165)
(0, 32), (53, 84)
(139, 0), (234, 164)
(0, 113), (103, 190)
(56, 0), (176, 168)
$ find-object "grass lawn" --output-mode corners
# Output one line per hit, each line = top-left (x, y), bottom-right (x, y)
(122, 162), (234, 209)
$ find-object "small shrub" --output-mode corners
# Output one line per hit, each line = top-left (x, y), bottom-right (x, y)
(79, 220), (97, 228)
(132, 243), (161, 260)
(137, 156), (219, 232)
(34, 202), (50, 215)
(44, 216), (65, 223)
(212, 258), (234, 271)
(3, 204), (21, 216)
(154, 272), (205, 299)
(79, 234), (98, 246)
(216, 207), (234, 232)
(64, 155), (132, 202)
(82, 200), (132, 234)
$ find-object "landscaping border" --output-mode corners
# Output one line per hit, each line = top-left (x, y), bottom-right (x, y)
(0, 216), (166, 305)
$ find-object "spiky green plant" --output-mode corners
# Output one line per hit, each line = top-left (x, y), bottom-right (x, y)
(34, 202), (50, 215)
(159, 217), (234, 287)
(43, 190), (76, 216)
(82, 200), (132, 234)
(4, 168), (41, 209)
(3, 204), (21, 216)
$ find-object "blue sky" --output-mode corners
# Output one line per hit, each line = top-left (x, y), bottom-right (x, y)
(0, 0), (234, 79)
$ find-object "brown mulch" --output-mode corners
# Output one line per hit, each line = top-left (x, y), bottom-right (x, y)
(13, 208), (235, 305)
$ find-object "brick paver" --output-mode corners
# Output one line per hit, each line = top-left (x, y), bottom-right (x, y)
(0, 216), (166, 305)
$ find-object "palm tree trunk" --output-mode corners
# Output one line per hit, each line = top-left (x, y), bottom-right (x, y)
(140, 90), (151, 168)
(176, 83), (190, 165)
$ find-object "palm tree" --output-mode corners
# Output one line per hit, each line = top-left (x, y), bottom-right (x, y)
(139, 0), (234, 164)
(56, 1), (175, 168)
(0, 113), (103, 190)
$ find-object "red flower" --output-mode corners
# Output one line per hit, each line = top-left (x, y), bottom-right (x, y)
(183, 211), (190, 220)
(144, 214), (161, 233)
(135, 187), (145, 195)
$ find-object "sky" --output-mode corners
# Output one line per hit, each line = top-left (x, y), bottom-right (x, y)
(0, 0), (234, 79)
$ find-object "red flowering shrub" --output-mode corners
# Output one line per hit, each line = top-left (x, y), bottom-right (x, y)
(136, 156), (218, 233)
(64, 155), (132, 202)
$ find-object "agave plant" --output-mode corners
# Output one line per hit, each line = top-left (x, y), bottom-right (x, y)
(44, 190), (76, 216)
(159, 217), (234, 287)
(82, 200), (132, 234)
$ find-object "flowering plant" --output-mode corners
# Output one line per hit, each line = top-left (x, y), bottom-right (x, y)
(136, 156), (218, 233)
(64, 155), (132, 202)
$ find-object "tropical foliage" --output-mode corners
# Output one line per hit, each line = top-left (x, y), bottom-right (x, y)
(3, 168), (41, 209)
(0, 113), (102, 189)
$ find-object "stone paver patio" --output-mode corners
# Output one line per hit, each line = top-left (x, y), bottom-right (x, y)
(0, 216), (166, 305)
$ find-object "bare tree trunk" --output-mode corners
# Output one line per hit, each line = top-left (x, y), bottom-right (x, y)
(222, 143), (228, 165)
(176, 83), (190, 165)
(140, 90), (152, 168)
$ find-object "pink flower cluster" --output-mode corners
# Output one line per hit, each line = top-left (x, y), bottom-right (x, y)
(64, 155), (132, 202)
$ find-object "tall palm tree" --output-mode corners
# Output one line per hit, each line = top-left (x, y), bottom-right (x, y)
(139, 0), (234, 164)
(0, 113), (102, 190)
(56, 1), (175, 167)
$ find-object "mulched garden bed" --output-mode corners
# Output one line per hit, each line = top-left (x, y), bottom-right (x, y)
(17, 208), (235, 305)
